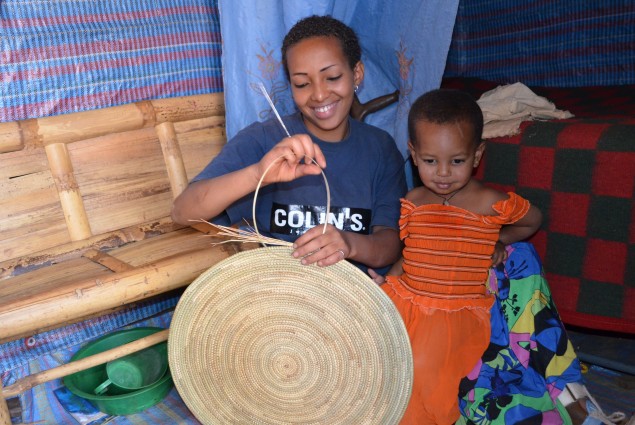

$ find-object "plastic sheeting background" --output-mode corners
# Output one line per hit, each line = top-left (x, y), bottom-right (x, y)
(0, 0), (223, 123)
(218, 1), (460, 158)
(443, 0), (635, 87)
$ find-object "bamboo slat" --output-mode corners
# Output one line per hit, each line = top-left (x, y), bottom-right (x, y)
(151, 93), (225, 123)
(83, 249), (135, 273)
(173, 114), (225, 134)
(45, 142), (92, 241)
(69, 127), (173, 237)
(0, 217), (178, 279)
(156, 121), (189, 197)
(0, 140), (49, 181)
(0, 147), (58, 259)
(178, 126), (227, 179)
(0, 243), (251, 343)
(0, 258), (109, 304)
(0, 174), (70, 263)
(2, 329), (169, 398)
(110, 225), (218, 267)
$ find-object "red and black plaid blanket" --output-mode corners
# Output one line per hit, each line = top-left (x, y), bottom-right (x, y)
(442, 78), (635, 334)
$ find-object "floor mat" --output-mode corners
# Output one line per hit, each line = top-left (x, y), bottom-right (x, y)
(582, 364), (635, 418)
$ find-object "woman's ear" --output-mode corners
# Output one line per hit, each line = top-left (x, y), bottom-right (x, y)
(473, 142), (486, 168)
(353, 61), (364, 88)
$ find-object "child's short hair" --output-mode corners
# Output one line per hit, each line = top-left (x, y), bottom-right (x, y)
(408, 89), (483, 146)
(281, 15), (361, 79)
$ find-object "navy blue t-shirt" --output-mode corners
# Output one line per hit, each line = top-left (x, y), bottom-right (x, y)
(193, 112), (406, 248)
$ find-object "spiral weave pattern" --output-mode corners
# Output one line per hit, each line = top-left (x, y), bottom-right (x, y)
(168, 247), (412, 424)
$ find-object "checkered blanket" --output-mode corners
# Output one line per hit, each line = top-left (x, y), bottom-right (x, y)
(442, 78), (635, 334)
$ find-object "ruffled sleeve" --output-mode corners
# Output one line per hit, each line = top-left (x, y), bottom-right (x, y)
(482, 192), (531, 225)
(398, 198), (415, 241)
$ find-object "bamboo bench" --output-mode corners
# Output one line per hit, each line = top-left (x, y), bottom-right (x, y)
(0, 94), (255, 422)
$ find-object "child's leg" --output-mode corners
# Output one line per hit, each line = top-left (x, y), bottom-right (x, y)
(382, 279), (492, 425)
(409, 307), (491, 424)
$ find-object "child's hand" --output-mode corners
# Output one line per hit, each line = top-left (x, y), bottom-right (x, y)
(367, 268), (386, 285)
(258, 134), (326, 185)
(491, 240), (508, 267)
(292, 224), (349, 267)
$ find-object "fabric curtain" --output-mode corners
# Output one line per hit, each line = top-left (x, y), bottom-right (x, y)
(218, 0), (460, 169)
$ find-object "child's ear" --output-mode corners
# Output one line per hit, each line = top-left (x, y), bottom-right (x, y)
(473, 141), (486, 168)
(407, 140), (417, 164)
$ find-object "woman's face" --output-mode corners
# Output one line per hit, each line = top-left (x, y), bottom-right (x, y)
(285, 36), (363, 142)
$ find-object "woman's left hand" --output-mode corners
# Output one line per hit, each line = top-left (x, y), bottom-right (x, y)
(292, 224), (350, 267)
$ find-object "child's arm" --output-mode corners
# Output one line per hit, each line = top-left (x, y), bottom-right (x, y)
(492, 204), (542, 267)
(498, 204), (542, 245)
(386, 256), (404, 276)
(367, 257), (403, 284)
(171, 134), (326, 225)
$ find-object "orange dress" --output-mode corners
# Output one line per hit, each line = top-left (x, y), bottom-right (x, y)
(382, 192), (530, 425)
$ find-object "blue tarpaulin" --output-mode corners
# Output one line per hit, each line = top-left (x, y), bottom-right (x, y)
(0, 0), (223, 122)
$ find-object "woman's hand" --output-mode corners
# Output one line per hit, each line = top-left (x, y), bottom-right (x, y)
(292, 224), (349, 267)
(258, 134), (327, 185)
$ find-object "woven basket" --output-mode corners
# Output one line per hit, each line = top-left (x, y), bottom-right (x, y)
(168, 246), (412, 424)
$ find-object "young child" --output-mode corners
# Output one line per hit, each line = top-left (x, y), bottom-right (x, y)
(171, 15), (406, 271)
(381, 88), (543, 425)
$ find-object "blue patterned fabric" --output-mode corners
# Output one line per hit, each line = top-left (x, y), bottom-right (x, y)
(0, 0), (222, 122)
(444, 0), (635, 87)
(458, 243), (583, 424)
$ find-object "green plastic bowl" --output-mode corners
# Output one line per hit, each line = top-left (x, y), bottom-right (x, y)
(63, 327), (173, 416)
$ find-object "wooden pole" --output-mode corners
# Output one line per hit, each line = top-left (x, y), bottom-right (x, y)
(45, 142), (92, 241)
(2, 329), (169, 399)
(156, 121), (189, 198)
(0, 93), (225, 151)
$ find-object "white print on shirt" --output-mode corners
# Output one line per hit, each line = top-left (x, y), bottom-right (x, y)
(270, 203), (371, 236)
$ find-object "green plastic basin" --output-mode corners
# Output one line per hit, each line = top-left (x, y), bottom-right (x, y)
(63, 327), (173, 416)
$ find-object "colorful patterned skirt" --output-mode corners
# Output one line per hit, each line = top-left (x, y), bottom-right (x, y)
(457, 242), (582, 424)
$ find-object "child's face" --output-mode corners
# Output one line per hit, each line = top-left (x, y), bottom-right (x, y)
(408, 119), (484, 196)
(286, 36), (363, 142)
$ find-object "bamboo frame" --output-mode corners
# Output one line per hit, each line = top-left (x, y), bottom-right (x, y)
(0, 244), (247, 344)
(0, 93), (233, 419)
